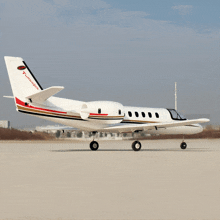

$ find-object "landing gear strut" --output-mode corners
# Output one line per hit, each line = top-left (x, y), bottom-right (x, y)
(90, 141), (99, 151)
(180, 141), (187, 150)
(132, 140), (142, 151)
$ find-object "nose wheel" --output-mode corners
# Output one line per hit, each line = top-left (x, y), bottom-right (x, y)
(132, 141), (142, 151)
(180, 141), (187, 149)
(90, 141), (99, 151)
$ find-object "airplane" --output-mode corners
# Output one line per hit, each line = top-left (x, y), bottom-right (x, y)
(4, 56), (209, 151)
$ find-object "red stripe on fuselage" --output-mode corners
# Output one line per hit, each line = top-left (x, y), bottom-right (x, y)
(15, 97), (67, 114)
(89, 113), (108, 116)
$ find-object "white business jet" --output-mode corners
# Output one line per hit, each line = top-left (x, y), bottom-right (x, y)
(4, 56), (209, 151)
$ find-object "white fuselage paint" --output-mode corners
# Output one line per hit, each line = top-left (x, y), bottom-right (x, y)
(28, 97), (202, 135)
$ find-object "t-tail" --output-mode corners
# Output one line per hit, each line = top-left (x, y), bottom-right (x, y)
(4, 56), (43, 106)
(4, 56), (64, 109)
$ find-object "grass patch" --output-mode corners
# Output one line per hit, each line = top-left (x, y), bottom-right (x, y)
(0, 128), (55, 140)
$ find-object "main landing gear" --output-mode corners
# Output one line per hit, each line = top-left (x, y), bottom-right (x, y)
(89, 140), (142, 151)
(131, 140), (142, 151)
(90, 131), (99, 151)
(90, 141), (99, 151)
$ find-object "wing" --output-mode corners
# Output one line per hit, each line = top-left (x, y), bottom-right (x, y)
(102, 118), (210, 133)
(3, 96), (14, 98)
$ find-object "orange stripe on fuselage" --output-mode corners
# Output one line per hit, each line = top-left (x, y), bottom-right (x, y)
(122, 119), (158, 124)
(17, 105), (81, 119)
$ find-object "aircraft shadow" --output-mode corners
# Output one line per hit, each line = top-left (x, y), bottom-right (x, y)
(51, 148), (211, 152)
(51, 149), (133, 152)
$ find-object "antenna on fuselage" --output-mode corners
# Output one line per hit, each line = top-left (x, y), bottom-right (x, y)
(175, 82), (177, 110)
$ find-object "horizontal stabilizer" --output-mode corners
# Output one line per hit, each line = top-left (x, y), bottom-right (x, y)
(3, 96), (14, 99)
(26, 86), (64, 104)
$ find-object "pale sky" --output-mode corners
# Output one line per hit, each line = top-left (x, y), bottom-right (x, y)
(0, 0), (219, 128)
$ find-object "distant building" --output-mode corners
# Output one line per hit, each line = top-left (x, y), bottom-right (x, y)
(35, 125), (127, 140)
(35, 125), (67, 133)
(0, 120), (10, 128)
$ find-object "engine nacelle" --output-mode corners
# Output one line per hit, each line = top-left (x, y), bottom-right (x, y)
(80, 103), (90, 119)
(80, 101), (124, 124)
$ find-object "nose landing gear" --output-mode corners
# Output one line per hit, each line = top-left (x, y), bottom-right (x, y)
(180, 141), (187, 149)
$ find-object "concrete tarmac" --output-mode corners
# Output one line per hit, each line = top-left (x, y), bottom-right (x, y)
(0, 139), (220, 220)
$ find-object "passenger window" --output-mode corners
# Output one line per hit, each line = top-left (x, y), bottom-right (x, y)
(98, 108), (101, 114)
(148, 112), (152, 118)
(119, 109), (121, 115)
(128, 111), (132, 117)
(155, 113), (159, 118)
(142, 112), (145, 117)
(135, 112), (139, 117)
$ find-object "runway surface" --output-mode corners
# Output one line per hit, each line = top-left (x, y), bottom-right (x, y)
(0, 139), (220, 220)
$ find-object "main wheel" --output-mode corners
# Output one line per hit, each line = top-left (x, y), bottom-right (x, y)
(132, 141), (142, 151)
(90, 141), (99, 151)
(180, 142), (187, 150)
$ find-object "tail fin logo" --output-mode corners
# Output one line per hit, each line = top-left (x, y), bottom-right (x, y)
(17, 65), (26, 70)
(22, 71), (39, 90)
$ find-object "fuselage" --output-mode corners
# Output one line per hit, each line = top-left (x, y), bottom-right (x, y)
(15, 96), (203, 135)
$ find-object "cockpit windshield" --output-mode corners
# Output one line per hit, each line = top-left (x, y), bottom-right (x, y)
(167, 109), (186, 120)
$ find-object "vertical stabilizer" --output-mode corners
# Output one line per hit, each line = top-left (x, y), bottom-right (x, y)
(4, 56), (43, 102)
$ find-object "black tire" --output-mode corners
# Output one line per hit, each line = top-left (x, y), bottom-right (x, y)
(132, 141), (142, 151)
(180, 142), (187, 150)
(90, 141), (99, 151)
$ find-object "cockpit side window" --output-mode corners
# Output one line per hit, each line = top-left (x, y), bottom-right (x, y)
(167, 109), (186, 120)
